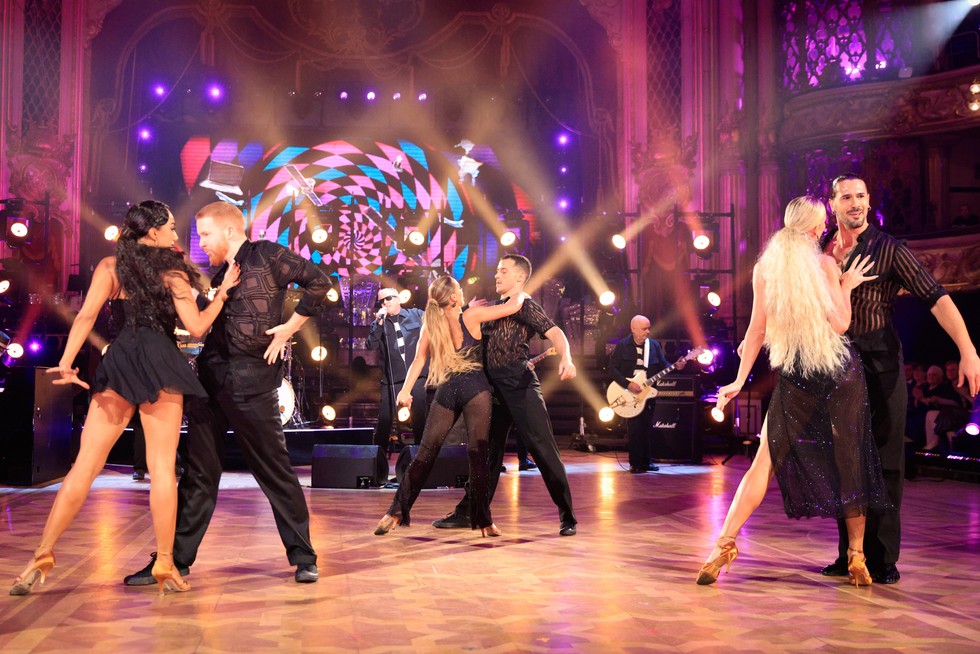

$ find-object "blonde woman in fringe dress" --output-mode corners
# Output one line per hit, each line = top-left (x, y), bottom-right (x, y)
(697, 196), (890, 587)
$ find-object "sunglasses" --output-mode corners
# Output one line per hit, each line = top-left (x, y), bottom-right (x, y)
(378, 295), (397, 304)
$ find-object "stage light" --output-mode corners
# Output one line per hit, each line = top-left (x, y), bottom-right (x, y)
(104, 225), (119, 241)
(556, 133), (570, 146)
(9, 220), (28, 239)
(611, 234), (627, 250)
(706, 290), (721, 307)
(311, 346), (327, 362)
(0, 279), (9, 294)
(417, 92), (427, 101)
(689, 222), (720, 260)
(311, 226), (329, 244)
(965, 422), (979, 436)
(152, 83), (167, 98)
(710, 406), (726, 423)
(598, 406), (615, 422)
(398, 223), (428, 256)
(366, 90), (376, 101)
(326, 288), (339, 303)
(138, 127), (152, 141)
(321, 404), (337, 422)
(398, 288), (412, 304)
(697, 349), (715, 365)
(598, 290), (616, 306)
(558, 198), (569, 211)
(392, 92), (402, 100)
(499, 230), (518, 247)
(407, 230), (425, 246)
(6, 343), (23, 359)
(692, 231), (712, 251)
(138, 163), (148, 174)
(970, 100), (980, 112)
(28, 340), (42, 354)
(397, 406), (411, 422)
(206, 83), (224, 101)
(559, 165), (568, 175)
(339, 90), (349, 100)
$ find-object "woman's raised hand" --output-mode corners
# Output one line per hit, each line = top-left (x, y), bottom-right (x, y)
(840, 254), (877, 291)
(217, 263), (241, 301)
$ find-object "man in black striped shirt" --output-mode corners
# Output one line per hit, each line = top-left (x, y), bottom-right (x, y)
(820, 174), (980, 584)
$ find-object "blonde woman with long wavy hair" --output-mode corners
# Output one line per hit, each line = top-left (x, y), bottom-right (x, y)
(696, 196), (890, 588)
(374, 276), (528, 537)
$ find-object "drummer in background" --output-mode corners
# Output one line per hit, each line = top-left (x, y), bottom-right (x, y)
(123, 201), (331, 586)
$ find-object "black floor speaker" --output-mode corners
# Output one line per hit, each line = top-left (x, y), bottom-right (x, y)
(0, 367), (76, 486)
(394, 444), (469, 488)
(650, 400), (702, 464)
(310, 444), (387, 488)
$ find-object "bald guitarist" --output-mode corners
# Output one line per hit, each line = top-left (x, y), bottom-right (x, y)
(607, 315), (685, 473)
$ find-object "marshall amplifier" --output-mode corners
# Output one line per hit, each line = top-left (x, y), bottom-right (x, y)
(650, 399), (701, 464)
(653, 375), (697, 399)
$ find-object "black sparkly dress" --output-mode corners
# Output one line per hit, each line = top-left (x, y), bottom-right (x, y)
(767, 344), (890, 520)
(91, 299), (206, 405)
(387, 314), (494, 529)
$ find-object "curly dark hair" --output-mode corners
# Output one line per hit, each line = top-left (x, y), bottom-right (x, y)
(115, 200), (202, 335)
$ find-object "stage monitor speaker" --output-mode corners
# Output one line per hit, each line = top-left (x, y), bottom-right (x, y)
(394, 445), (469, 488)
(311, 444), (387, 489)
(650, 400), (701, 464)
(0, 367), (76, 486)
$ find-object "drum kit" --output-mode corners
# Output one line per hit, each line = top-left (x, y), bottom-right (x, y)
(175, 327), (301, 427)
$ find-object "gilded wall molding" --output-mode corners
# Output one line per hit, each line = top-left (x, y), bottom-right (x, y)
(780, 68), (980, 149)
(906, 231), (980, 293)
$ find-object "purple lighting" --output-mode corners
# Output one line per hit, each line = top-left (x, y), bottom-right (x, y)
(366, 90), (376, 101)
(559, 165), (568, 175)
(206, 84), (224, 100)
(556, 133), (570, 146)
(138, 163), (148, 174)
(966, 422), (980, 437)
(339, 90), (349, 100)
(417, 92), (427, 102)
(138, 127), (152, 141)
(392, 92), (402, 101)
(152, 84), (166, 98)
(558, 198), (569, 210)
(28, 340), (42, 353)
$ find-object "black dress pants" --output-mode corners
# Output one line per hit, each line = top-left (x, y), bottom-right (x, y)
(836, 350), (905, 568)
(174, 382), (316, 567)
(626, 401), (656, 470)
(453, 367), (576, 526)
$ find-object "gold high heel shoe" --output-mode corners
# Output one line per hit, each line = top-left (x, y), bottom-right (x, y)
(847, 549), (873, 587)
(9, 550), (56, 596)
(696, 537), (738, 586)
(374, 515), (400, 536)
(151, 553), (191, 595)
(479, 524), (502, 538)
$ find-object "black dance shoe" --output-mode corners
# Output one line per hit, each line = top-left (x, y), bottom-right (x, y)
(820, 559), (849, 577)
(559, 522), (577, 536)
(629, 467), (647, 474)
(647, 463), (660, 472)
(518, 459), (538, 471)
(432, 510), (470, 529)
(123, 552), (189, 586)
(295, 564), (319, 583)
(872, 563), (900, 585)
(132, 470), (146, 481)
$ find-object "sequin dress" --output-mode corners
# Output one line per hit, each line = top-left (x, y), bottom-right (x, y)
(767, 344), (890, 519)
(387, 314), (494, 528)
(91, 299), (206, 405)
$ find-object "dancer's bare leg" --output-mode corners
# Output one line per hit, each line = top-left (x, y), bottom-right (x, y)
(703, 418), (774, 564)
(17, 390), (134, 577)
(138, 391), (183, 578)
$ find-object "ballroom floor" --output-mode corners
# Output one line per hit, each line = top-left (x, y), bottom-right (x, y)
(2, 451), (978, 653)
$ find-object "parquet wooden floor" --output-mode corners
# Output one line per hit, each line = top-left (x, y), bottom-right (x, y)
(2, 452), (978, 653)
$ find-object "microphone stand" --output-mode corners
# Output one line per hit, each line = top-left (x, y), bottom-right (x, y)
(379, 312), (401, 458)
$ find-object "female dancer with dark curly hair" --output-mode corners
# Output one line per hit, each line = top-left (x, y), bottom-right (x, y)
(374, 276), (527, 537)
(9, 200), (239, 596)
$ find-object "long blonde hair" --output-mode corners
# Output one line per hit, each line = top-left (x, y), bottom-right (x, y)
(756, 196), (849, 377)
(424, 276), (482, 386)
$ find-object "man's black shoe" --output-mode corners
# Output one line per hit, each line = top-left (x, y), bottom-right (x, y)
(132, 470), (145, 481)
(648, 463), (660, 472)
(559, 523), (577, 536)
(629, 467), (647, 474)
(123, 552), (189, 586)
(820, 559), (848, 577)
(295, 563), (319, 583)
(432, 510), (470, 529)
(518, 459), (538, 471)
(872, 563), (900, 585)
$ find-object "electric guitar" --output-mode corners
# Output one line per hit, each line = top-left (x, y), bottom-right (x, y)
(606, 347), (705, 418)
(528, 346), (558, 368)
